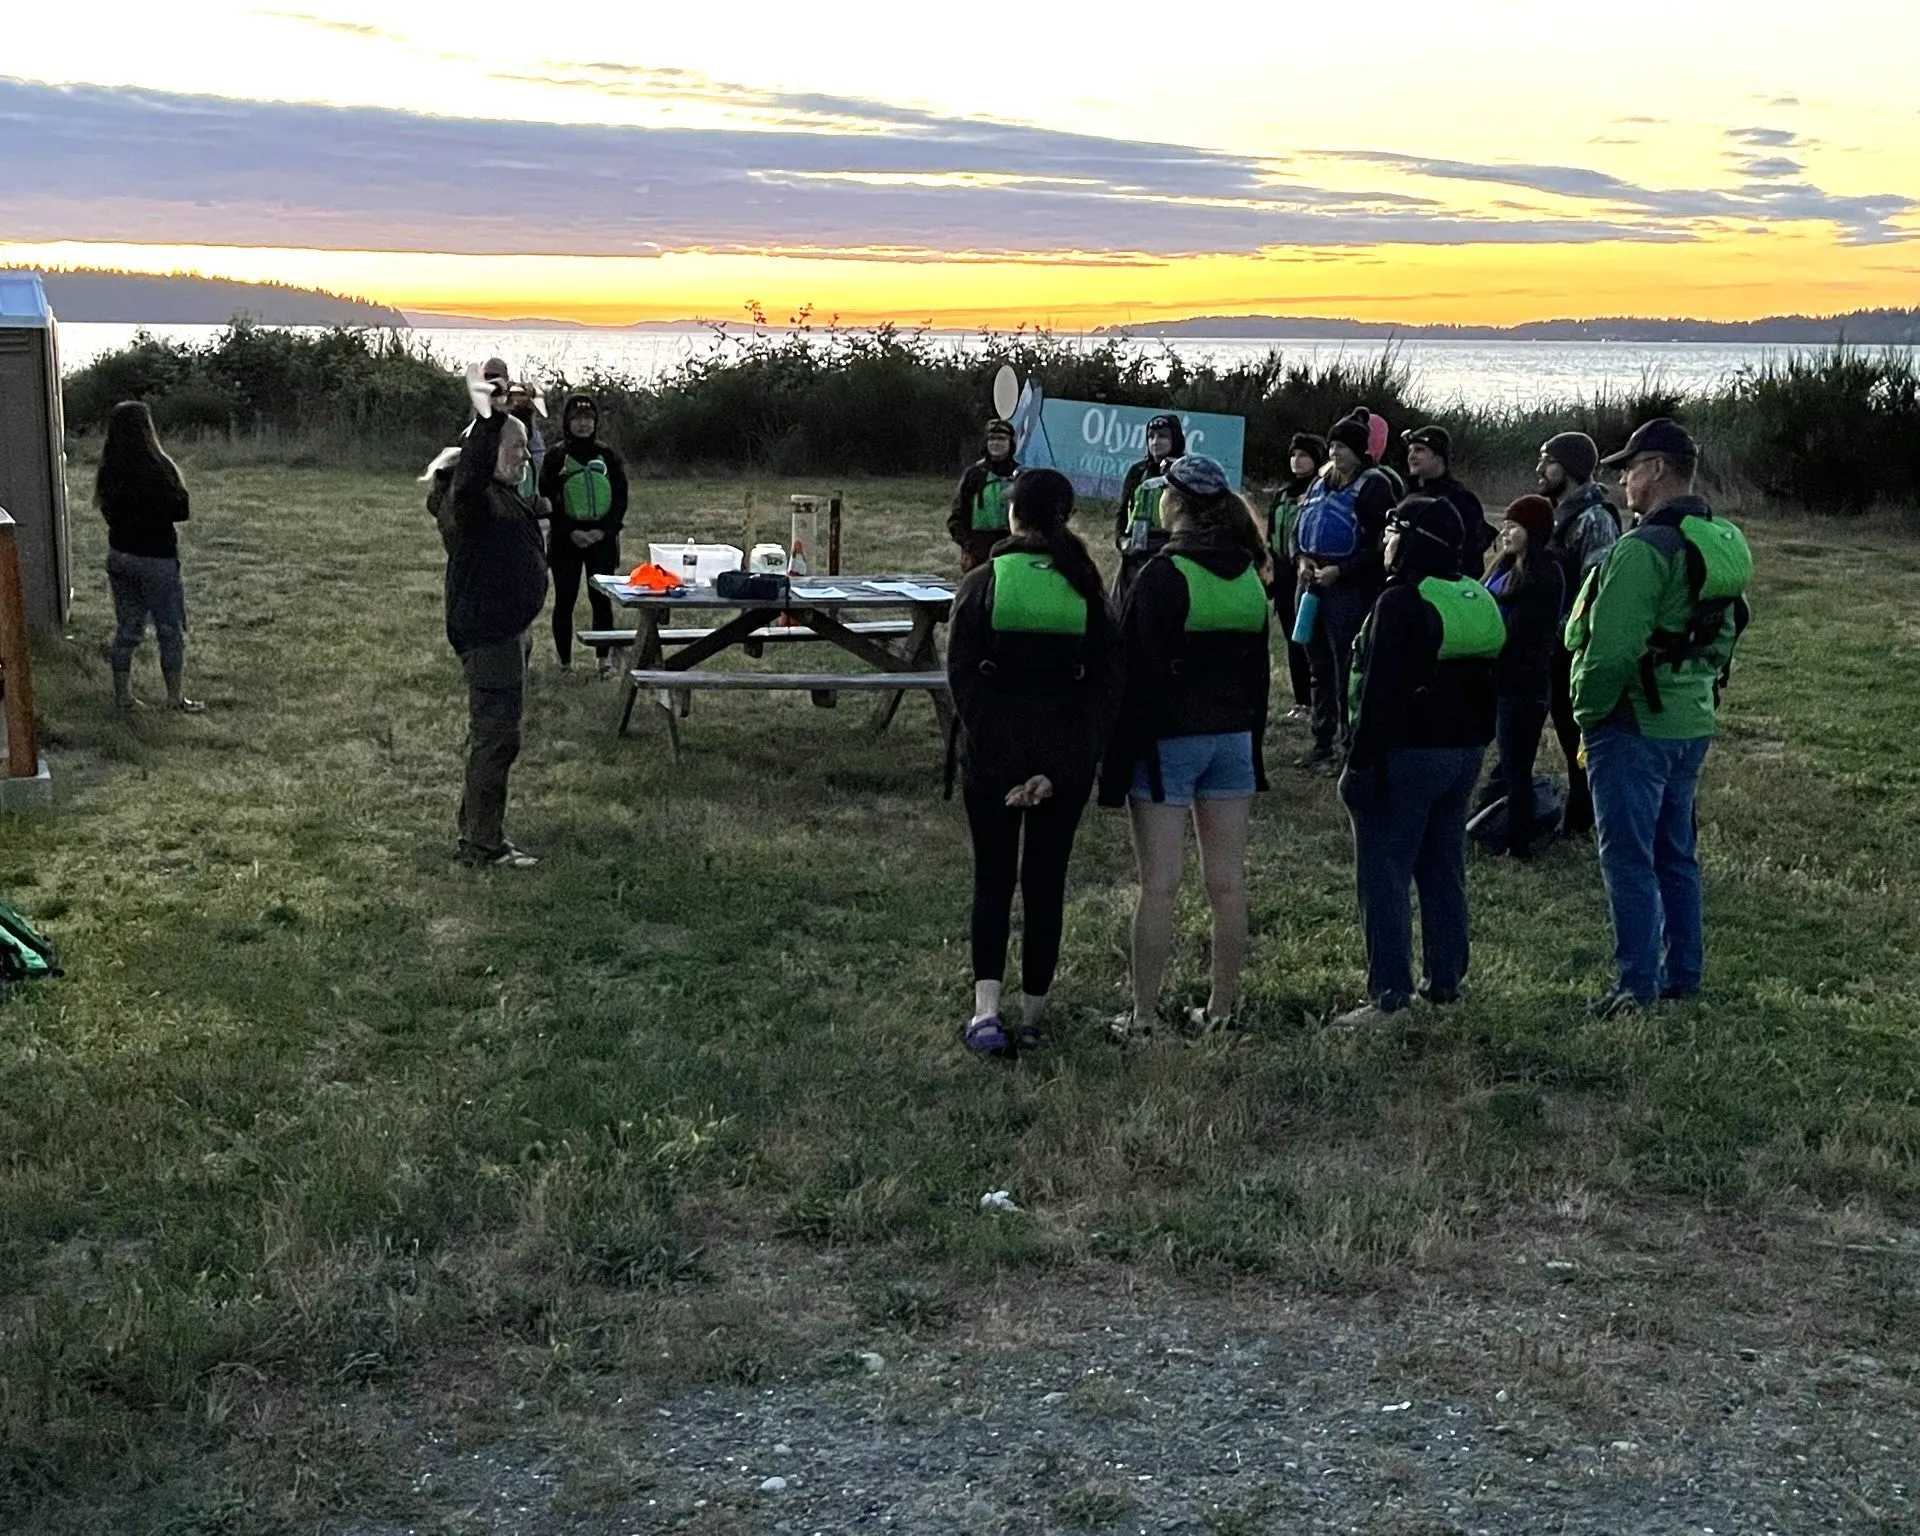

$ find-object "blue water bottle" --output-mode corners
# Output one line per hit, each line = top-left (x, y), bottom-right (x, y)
(1291, 588), (1319, 645)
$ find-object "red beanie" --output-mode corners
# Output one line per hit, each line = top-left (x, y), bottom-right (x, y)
(1503, 494), (1555, 546)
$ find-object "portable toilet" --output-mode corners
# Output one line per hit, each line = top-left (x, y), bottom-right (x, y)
(0, 273), (73, 633)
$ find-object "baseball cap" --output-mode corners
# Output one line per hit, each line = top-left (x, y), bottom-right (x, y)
(1599, 418), (1698, 468)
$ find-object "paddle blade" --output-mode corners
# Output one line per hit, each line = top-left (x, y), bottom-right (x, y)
(991, 364), (1018, 422)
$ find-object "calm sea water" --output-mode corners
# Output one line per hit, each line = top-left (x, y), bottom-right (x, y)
(54, 322), (1889, 412)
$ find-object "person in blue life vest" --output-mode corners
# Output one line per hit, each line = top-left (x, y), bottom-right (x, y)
(1099, 455), (1272, 1039)
(948, 418), (1020, 573)
(1569, 419), (1752, 1018)
(1268, 432), (1325, 721)
(537, 394), (630, 676)
(1111, 411), (1186, 610)
(1336, 496), (1502, 1026)
(1293, 408), (1398, 772)
(945, 469), (1119, 1058)
(1477, 494), (1566, 859)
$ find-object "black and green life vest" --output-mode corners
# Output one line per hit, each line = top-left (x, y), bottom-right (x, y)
(972, 473), (1013, 533)
(1129, 476), (1164, 534)
(559, 455), (613, 522)
(516, 459), (538, 504)
(991, 552), (1089, 635)
(0, 902), (59, 985)
(1350, 576), (1505, 721)
(1172, 556), (1267, 634)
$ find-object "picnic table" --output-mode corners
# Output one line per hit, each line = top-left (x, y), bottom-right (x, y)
(590, 573), (956, 756)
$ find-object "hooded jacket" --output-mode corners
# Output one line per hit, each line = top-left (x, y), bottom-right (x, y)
(946, 534), (1121, 797)
(1113, 413), (1187, 552)
(948, 432), (1020, 572)
(1098, 530), (1271, 805)
(1415, 469), (1495, 573)
(434, 414), (549, 655)
(537, 394), (630, 542)
(1346, 511), (1498, 772)
(1546, 479), (1620, 610)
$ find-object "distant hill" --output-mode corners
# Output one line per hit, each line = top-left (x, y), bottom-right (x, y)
(15, 269), (406, 327)
(403, 310), (712, 332)
(1098, 309), (1920, 344)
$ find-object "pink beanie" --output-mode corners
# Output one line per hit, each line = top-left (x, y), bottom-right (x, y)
(1366, 410), (1390, 463)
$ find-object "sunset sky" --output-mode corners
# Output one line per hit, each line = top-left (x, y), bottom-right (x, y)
(5, 0), (1919, 327)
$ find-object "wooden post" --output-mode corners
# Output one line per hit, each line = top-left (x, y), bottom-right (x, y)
(828, 493), (843, 575)
(0, 510), (41, 780)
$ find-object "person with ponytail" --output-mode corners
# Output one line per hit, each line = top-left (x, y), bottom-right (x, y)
(94, 401), (203, 712)
(945, 469), (1118, 1058)
(1099, 455), (1271, 1038)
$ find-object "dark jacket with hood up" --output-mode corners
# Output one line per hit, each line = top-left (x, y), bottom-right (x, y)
(433, 414), (549, 655)
(537, 395), (630, 545)
(1098, 530), (1271, 806)
(946, 534), (1121, 799)
(1113, 413), (1187, 552)
(1346, 518), (1498, 773)
(948, 447), (1020, 573)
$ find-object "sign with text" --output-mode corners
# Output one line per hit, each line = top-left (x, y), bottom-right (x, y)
(1028, 401), (1247, 500)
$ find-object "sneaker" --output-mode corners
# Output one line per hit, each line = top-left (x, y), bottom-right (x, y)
(1333, 1001), (1408, 1028)
(1179, 1006), (1231, 1038)
(464, 842), (540, 870)
(962, 1016), (1014, 1059)
(1417, 981), (1460, 1006)
(168, 696), (207, 715)
(1659, 984), (1701, 1003)
(1588, 983), (1646, 1019)
(1106, 1011), (1153, 1043)
(1283, 705), (1311, 723)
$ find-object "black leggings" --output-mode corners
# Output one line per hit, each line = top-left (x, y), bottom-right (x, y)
(964, 781), (1090, 996)
(550, 534), (621, 665)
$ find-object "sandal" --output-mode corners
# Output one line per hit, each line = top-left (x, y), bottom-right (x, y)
(1013, 1019), (1043, 1052)
(962, 1016), (1014, 1058)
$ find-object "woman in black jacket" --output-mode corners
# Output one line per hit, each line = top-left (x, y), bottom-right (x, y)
(538, 393), (630, 675)
(946, 469), (1117, 1057)
(95, 401), (203, 712)
(1479, 495), (1567, 858)
(1099, 455), (1271, 1039)
(1337, 496), (1503, 1025)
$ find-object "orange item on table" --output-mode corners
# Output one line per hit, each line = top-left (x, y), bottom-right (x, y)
(626, 563), (684, 592)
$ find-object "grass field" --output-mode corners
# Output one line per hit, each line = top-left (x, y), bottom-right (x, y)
(3, 465), (1919, 1532)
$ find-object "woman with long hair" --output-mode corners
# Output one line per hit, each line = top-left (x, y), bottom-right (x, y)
(946, 468), (1117, 1057)
(1270, 431), (1325, 720)
(1478, 494), (1566, 857)
(94, 401), (203, 712)
(1099, 455), (1271, 1037)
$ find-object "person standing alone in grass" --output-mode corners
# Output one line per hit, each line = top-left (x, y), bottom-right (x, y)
(1112, 412), (1185, 611)
(1478, 495), (1566, 858)
(1537, 432), (1619, 837)
(948, 418), (1020, 574)
(1269, 432), (1324, 722)
(429, 402), (550, 869)
(1293, 409), (1396, 771)
(1337, 497), (1502, 1025)
(1569, 420), (1751, 1017)
(1101, 455), (1271, 1038)
(539, 394), (629, 677)
(94, 401), (204, 713)
(946, 469), (1117, 1058)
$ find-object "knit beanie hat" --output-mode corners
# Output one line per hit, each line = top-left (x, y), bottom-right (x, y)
(1541, 431), (1599, 484)
(1503, 493), (1555, 545)
(1366, 410), (1391, 464)
(1289, 431), (1328, 462)
(1395, 494), (1465, 559)
(1328, 408), (1373, 460)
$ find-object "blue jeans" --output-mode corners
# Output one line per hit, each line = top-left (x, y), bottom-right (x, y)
(1341, 745), (1485, 1009)
(106, 550), (188, 674)
(1586, 726), (1712, 1002)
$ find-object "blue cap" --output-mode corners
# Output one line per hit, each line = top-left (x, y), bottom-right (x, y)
(1600, 417), (1697, 467)
(1163, 454), (1232, 498)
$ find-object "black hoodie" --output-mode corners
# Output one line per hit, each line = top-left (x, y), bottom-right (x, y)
(438, 414), (549, 655)
(537, 395), (630, 542)
(1098, 530), (1271, 805)
(948, 434), (1020, 572)
(1113, 413), (1187, 552)
(946, 535), (1121, 798)
(1346, 520), (1497, 773)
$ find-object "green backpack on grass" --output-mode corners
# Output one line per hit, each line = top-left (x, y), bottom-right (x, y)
(0, 901), (60, 985)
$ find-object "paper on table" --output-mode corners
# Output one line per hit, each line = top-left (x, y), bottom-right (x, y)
(901, 584), (953, 602)
(791, 585), (849, 599)
(861, 580), (917, 595)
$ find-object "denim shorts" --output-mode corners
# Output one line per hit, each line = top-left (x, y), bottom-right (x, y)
(1131, 731), (1256, 806)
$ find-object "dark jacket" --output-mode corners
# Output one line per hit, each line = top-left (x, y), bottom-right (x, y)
(98, 465), (190, 560)
(1098, 532), (1271, 805)
(1113, 413), (1187, 553)
(538, 434), (630, 543)
(432, 416), (549, 655)
(946, 536), (1119, 798)
(1485, 557), (1566, 688)
(1347, 549), (1498, 772)
(947, 455), (1019, 572)
(1417, 471), (1494, 574)
(1547, 480), (1620, 611)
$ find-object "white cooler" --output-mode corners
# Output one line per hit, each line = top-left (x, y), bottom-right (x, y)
(648, 542), (744, 587)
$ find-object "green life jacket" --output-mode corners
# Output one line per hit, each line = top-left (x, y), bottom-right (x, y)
(990, 552), (1089, 635)
(516, 459), (538, 503)
(972, 472), (1012, 533)
(1130, 476), (1164, 533)
(1348, 577), (1505, 722)
(1172, 555), (1268, 634)
(559, 455), (613, 522)
(0, 901), (60, 984)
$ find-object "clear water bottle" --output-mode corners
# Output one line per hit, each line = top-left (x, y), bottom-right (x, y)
(681, 543), (700, 587)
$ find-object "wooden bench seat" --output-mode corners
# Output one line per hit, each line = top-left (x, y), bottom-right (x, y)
(620, 668), (949, 756)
